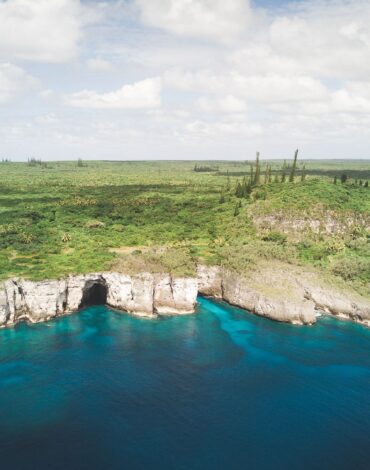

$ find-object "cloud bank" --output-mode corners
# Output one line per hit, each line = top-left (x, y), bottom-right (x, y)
(0, 0), (369, 160)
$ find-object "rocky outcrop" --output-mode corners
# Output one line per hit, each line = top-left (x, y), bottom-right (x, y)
(221, 270), (316, 325)
(197, 265), (223, 298)
(154, 275), (198, 315)
(304, 287), (370, 327)
(198, 265), (370, 327)
(0, 272), (198, 327)
(105, 272), (155, 317)
(1, 266), (369, 329)
(198, 266), (316, 325)
(1, 278), (67, 325)
(251, 210), (370, 237)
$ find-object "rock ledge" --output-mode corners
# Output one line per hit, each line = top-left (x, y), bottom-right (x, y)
(1, 266), (369, 328)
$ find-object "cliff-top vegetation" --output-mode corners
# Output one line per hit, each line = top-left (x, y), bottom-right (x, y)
(0, 157), (369, 296)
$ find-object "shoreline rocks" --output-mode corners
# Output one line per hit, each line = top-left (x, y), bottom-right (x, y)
(0, 273), (198, 327)
(0, 265), (369, 328)
(197, 265), (370, 327)
(220, 269), (316, 325)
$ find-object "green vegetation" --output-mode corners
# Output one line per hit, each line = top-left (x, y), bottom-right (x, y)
(0, 158), (369, 296)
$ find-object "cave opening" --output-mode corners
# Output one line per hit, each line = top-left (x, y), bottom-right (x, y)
(79, 280), (108, 309)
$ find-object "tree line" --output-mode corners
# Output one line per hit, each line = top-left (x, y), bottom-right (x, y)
(193, 164), (219, 172)
(233, 149), (305, 199)
(334, 174), (368, 187)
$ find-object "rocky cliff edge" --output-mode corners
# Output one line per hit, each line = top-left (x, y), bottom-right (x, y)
(0, 266), (369, 328)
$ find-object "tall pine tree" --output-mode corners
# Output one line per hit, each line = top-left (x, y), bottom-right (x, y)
(301, 164), (306, 182)
(281, 160), (287, 183)
(289, 149), (298, 182)
(254, 152), (260, 185)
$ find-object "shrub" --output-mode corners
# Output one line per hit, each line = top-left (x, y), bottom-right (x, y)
(85, 219), (106, 229)
(111, 247), (197, 277)
(111, 224), (125, 232)
(331, 257), (370, 281)
(61, 232), (71, 243)
(252, 188), (267, 201)
(324, 237), (345, 254)
(20, 232), (35, 244)
(218, 239), (297, 274)
(262, 231), (287, 244)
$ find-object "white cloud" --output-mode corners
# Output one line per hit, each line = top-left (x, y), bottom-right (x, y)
(230, 44), (301, 76)
(86, 57), (113, 72)
(197, 95), (247, 113)
(332, 83), (370, 114)
(0, 0), (86, 62)
(165, 68), (328, 103)
(65, 77), (162, 109)
(34, 113), (59, 125)
(136, 0), (251, 41)
(0, 63), (37, 104)
(268, 80), (370, 117)
(39, 89), (54, 100)
(268, 2), (370, 80)
(2, 0), (370, 160)
(185, 118), (262, 137)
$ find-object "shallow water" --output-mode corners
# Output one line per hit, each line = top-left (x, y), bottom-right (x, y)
(0, 297), (369, 470)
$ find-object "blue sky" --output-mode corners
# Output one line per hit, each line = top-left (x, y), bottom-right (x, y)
(0, 0), (369, 160)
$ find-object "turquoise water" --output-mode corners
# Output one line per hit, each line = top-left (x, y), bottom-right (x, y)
(0, 297), (369, 469)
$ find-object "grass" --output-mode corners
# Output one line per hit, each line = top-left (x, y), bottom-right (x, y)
(0, 159), (369, 295)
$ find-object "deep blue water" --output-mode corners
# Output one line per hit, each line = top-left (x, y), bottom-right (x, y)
(0, 297), (369, 470)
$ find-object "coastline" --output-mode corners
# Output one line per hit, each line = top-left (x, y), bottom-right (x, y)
(1, 265), (369, 329)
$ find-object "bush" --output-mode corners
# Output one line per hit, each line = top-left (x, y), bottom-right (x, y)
(252, 188), (267, 201)
(111, 247), (197, 277)
(218, 239), (297, 274)
(85, 219), (105, 229)
(324, 237), (345, 254)
(262, 231), (287, 244)
(331, 257), (370, 281)
(111, 224), (125, 232)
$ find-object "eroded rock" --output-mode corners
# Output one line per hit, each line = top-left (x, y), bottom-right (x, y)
(0, 265), (369, 328)
(197, 265), (223, 298)
(0, 272), (198, 327)
(221, 269), (316, 325)
(154, 275), (198, 314)
(304, 287), (370, 326)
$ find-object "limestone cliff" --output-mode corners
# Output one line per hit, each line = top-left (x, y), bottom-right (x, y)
(303, 287), (370, 327)
(0, 273), (198, 327)
(0, 265), (369, 328)
(197, 265), (370, 327)
(197, 265), (316, 325)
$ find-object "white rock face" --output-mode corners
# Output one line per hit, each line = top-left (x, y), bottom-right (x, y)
(197, 264), (370, 326)
(304, 287), (370, 326)
(197, 265), (223, 298)
(106, 272), (156, 316)
(129, 273), (155, 316)
(221, 270), (316, 325)
(250, 211), (370, 236)
(105, 272), (136, 312)
(0, 271), (198, 327)
(0, 266), (369, 329)
(2, 279), (65, 324)
(64, 275), (88, 312)
(20, 279), (67, 322)
(0, 286), (9, 325)
(154, 275), (198, 314)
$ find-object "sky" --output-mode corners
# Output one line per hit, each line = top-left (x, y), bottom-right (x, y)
(0, 0), (370, 161)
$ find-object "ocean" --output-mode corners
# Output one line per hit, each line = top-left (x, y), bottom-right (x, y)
(0, 297), (369, 469)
